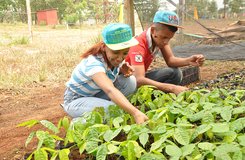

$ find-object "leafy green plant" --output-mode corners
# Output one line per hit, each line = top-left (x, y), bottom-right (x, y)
(19, 86), (245, 159)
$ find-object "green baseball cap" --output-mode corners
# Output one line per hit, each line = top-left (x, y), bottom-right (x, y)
(153, 10), (184, 28)
(102, 23), (139, 50)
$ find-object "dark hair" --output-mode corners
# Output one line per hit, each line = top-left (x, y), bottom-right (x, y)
(153, 23), (178, 33)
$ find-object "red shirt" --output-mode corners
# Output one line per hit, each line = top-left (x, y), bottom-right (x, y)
(125, 29), (158, 71)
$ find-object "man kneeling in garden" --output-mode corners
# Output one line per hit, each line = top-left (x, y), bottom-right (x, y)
(125, 10), (205, 95)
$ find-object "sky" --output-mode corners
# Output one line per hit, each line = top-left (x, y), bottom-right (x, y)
(167, 0), (224, 10)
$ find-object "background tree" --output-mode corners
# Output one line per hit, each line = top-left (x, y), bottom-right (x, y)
(194, 0), (210, 19)
(0, 0), (16, 22)
(64, 0), (88, 24)
(86, 0), (103, 23)
(134, 0), (159, 29)
(185, 0), (218, 19)
(207, 0), (218, 18)
(48, 0), (73, 23)
(223, 0), (229, 18)
(86, 0), (119, 24)
(229, 0), (243, 15)
(185, 0), (203, 19)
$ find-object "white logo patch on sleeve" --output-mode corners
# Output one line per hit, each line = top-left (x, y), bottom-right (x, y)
(135, 55), (143, 62)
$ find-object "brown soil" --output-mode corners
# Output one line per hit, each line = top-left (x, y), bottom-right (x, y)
(0, 83), (66, 160)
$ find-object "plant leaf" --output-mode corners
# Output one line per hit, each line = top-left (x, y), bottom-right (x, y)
(230, 117), (245, 132)
(215, 143), (240, 153)
(139, 132), (149, 147)
(202, 102), (216, 110)
(174, 127), (190, 145)
(212, 123), (229, 133)
(165, 145), (182, 157)
(121, 141), (136, 160)
(103, 128), (121, 142)
(223, 131), (237, 143)
(50, 152), (58, 160)
(139, 152), (166, 160)
(197, 142), (216, 151)
(233, 107), (245, 115)
(201, 112), (214, 124)
(123, 125), (131, 133)
(113, 117), (124, 128)
(85, 141), (98, 153)
(62, 117), (70, 131)
(107, 143), (118, 154)
(26, 152), (34, 160)
(188, 110), (205, 122)
(150, 136), (167, 152)
(181, 144), (196, 157)
(237, 135), (245, 147)
(34, 149), (48, 160)
(232, 151), (243, 160)
(77, 141), (86, 154)
(17, 119), (39, 128)
(191, 124), (211, 141)
(25, 131), (35, 147)
(220, 106), (232, 122)
(96, 144), (107, 160)
(40, 120), (59, 134)
(58, 149), (70, 160)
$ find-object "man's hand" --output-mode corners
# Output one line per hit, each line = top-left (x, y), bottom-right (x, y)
(120, 62), (135, 77)
(189, 54), (205, 67)
(171, 85), (189, 95)
(133, 109), (149, 124)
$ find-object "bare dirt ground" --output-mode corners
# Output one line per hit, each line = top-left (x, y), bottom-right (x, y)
(1, 19), (245, 159)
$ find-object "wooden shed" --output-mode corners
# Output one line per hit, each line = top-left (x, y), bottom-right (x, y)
(36, 9), (58, 25)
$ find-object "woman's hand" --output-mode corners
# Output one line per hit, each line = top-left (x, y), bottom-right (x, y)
(133, 109), (149, 124)
(120, 62), (134, 77)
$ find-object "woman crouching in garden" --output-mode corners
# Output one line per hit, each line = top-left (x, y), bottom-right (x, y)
(63, 23), (148, 124)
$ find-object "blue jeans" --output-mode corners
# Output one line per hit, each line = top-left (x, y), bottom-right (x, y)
(146, 67), (183, 85)
(63, 75), (136, 118)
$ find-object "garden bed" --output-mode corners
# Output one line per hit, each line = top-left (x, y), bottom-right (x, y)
(21, 84), (245, 160)
(193, 69), (245, 90)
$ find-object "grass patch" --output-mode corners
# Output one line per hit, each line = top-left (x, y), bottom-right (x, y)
(0, 44), (84, 89)
(0, 32), (29, 46)
(0, 23), (106, 89)
(8, 36), (29, 45)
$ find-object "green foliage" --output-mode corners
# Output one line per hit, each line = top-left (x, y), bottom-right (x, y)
(229, 0), (244, 14)
(65, 13), (79, 24)
(19, 87), (245, 159)
(0, 0), (119, 23)
(208, 0), (218, 18)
